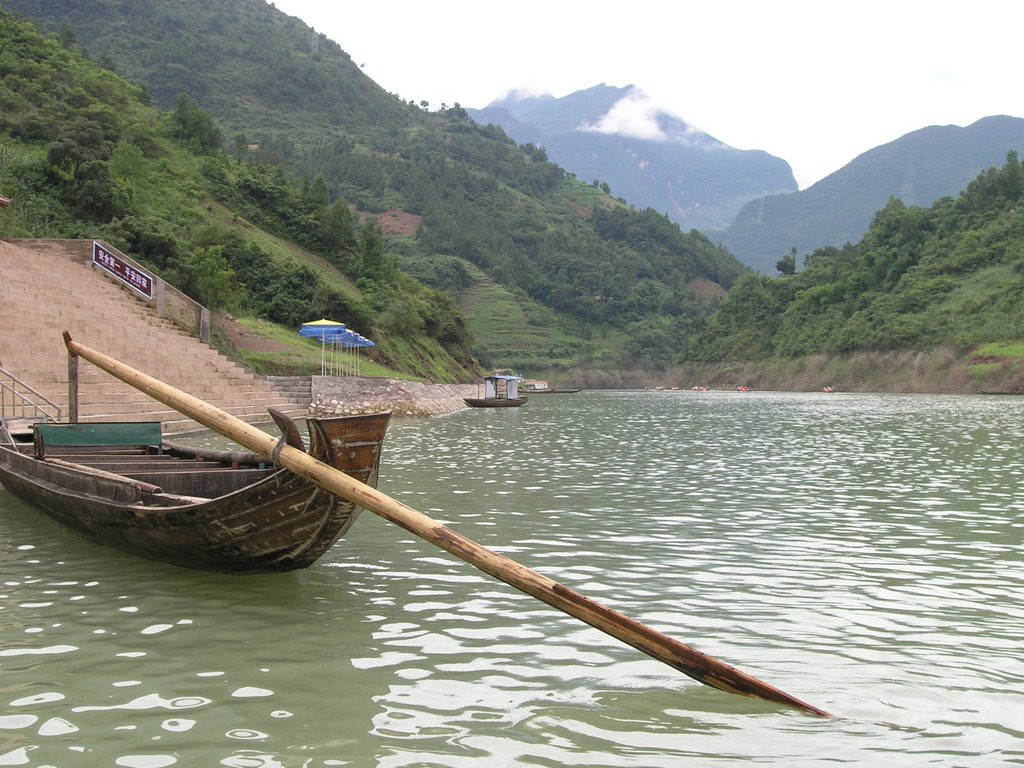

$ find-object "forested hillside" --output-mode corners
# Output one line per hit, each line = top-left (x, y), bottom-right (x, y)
(688, 154), (1024, 362)
(0, 0), (410, 135)
(714, 116), (1024, 273)
(1, 0), (748, 376)
(0, 9), (475, 380)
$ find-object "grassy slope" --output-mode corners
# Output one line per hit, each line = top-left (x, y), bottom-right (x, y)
(456, 264), (625, 379)
(202, 200), (359, 296)
(221, 316), (411, 379)
(490, 179), (628, 379)
(201, 202), (467, 381)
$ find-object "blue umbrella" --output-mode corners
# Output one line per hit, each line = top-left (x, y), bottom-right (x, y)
(298, 320), (374, 375)
(299, 320), (346, 374)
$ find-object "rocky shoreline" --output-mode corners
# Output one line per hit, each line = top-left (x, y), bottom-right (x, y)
(309, 377), (478, 418)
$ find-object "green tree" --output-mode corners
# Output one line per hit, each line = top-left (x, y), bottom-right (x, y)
(358, 218), (387, 278)
(46, 118), (113, 183)
(169, 94), (222, 154)
(184, 245), (237, 310)
(303, 174), (329, 208)
(319, 199), (357, 265)
(74, 159), (131, 220)
(776, 247), (797, 275)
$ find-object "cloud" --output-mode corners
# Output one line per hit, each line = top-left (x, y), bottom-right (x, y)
(493, 86), (553, 104)
(579, 89), (669, 141)
(577, 88), (713, 147)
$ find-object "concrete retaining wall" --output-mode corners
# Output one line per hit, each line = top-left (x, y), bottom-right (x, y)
(312, 376), (476, 418)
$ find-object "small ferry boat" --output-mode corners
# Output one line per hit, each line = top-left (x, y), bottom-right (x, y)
(464, 371), (528, 408)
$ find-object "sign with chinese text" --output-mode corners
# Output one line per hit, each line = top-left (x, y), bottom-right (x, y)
(92, 242), (153, 299)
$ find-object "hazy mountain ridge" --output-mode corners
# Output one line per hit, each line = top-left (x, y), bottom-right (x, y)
(709, 115), (1024, 271)
(468, 84), (797, 231)
(471, 86), (1024, 275)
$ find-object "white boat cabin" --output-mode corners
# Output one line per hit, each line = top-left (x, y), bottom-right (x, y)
(482, 372), (522, 400)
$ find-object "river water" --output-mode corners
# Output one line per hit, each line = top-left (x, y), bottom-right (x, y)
(1, 390), (1022, 767)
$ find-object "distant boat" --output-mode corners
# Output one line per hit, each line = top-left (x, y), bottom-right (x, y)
(521, 379), (582, 394)
(464, 371), (528, 408)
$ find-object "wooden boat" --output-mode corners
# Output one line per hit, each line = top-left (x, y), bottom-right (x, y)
(463, 396), (527, 408)
(463, 371), (528, 408)
(0, 412), (390, 574)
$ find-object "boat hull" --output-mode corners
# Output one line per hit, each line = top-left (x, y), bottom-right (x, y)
(463, 397), (528, 408)
(0, 413), (390, 573)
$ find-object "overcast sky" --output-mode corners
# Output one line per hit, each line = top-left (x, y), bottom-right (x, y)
(271, 0), (1023, 189)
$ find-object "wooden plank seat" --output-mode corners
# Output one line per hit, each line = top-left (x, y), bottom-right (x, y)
(59, 452), (251, 465)
(35, 422), (162, 459)
(31, 421), (280, 497)
(44, 452), (171, 463)
(39, 446), (158, 456)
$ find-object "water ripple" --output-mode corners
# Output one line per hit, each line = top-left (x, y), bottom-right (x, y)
(2, 392), (1023, 765)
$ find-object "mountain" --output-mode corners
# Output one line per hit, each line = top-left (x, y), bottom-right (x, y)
(0, 2), (749, 376)
(688, 154), (1024, 367)
(0, 0), (412, 139)
(468, 84), (797, 231)
(714, 115), (1024, 272)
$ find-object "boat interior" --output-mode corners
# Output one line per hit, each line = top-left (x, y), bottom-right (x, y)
(3, 419), (280, 503)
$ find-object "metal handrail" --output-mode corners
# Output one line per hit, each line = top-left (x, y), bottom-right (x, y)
(0, 366), (62, 422)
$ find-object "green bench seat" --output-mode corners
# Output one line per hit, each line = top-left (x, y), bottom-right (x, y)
(34, 422), (163, 459)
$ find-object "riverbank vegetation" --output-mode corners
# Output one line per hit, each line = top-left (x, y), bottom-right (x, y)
(680, 155), (1024, 391)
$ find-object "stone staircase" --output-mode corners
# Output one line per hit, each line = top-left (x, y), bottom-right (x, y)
(0, 240), (309, 433)
(263, 375), (313, 407)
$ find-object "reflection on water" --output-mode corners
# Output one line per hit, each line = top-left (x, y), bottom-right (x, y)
(2, 391), (1023, 766)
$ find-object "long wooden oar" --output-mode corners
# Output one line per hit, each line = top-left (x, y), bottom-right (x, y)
(63, 332), (830, 717)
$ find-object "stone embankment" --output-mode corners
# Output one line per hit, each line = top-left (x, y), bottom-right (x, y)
(310, 377), (477, 418)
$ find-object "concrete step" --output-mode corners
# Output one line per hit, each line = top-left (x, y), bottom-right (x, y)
(81, 402), (293, 419)
(23, 381), (294, 403)
(19, 379), (281, 401)
(2, 239), (304, 432)
(69, 397), (294, 417)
